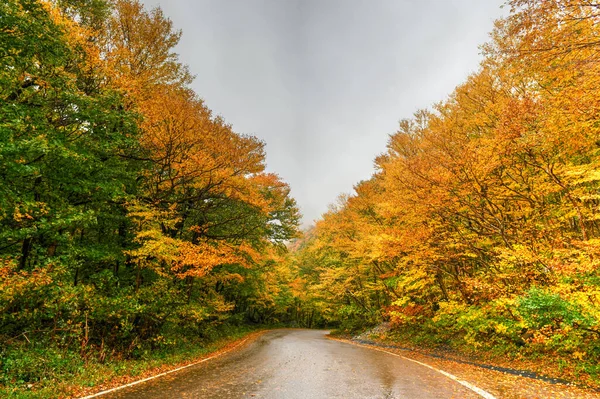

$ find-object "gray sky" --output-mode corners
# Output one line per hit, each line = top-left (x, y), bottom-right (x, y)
(140, 0), (507, 228)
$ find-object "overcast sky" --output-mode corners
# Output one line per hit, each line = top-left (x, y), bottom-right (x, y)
(140, 0), (507, 228)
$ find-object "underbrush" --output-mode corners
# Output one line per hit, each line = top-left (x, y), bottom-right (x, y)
(375, 287), (600, 387)
(0, 324), (260, 399)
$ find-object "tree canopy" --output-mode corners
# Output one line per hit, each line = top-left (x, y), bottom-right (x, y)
(287, 0), (600, 382)
(1, 1), (300, 390)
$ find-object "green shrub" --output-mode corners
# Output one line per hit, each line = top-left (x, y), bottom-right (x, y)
(1, 344), (84, 385)
(517, 287), (592, 330)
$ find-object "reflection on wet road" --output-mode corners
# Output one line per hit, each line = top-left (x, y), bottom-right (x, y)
(104, 329), (482, 399)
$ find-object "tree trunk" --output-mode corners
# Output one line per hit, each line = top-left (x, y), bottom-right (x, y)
(18, 237), (32, 270)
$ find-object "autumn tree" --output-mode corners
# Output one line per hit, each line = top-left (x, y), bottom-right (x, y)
(290, 0), (600, 380)
(1, 1), (300, 392)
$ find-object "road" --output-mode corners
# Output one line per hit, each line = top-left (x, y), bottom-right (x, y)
(103, 329), (484, 399)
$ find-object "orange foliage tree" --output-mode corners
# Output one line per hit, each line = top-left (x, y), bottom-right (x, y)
(290, 0), (600, 378)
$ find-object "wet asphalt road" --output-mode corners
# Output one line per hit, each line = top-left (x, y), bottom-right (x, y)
(103, 329), (482, 399)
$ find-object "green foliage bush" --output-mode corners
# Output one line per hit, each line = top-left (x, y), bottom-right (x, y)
(517, 287), (592, 330)
(1, 344), (84, 385)
(334, 304), (379, 333)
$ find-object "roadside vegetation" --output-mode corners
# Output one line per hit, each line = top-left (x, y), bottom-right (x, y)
(286, 0), (600, 387)
(3, 325), (261, 399)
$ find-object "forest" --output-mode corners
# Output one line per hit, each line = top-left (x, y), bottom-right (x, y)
(2, 0), (600, 397)
(1, 0), (302, 396)
(287, 0), (600, 387)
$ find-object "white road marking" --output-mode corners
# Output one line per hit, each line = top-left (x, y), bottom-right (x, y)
(340, 340), (498, 399)
(78, 335), (254, 399)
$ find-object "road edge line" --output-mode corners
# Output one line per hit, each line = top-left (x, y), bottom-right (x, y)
(336, 339), (498, 399)
(78, 333), (258, 399)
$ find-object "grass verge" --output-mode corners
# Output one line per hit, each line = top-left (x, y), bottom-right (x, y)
(1, 326), (266, 399)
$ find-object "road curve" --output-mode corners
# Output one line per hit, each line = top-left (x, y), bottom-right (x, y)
(102, 329), (484, 399)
